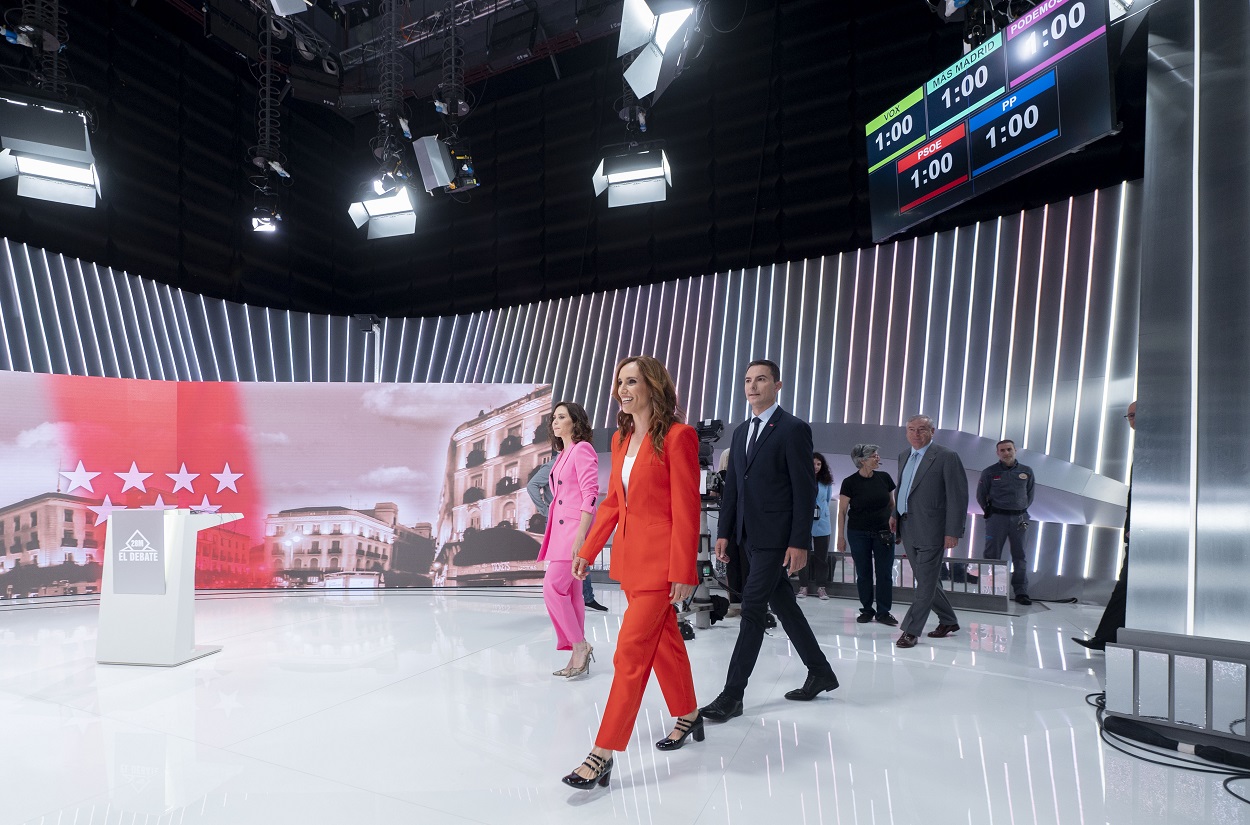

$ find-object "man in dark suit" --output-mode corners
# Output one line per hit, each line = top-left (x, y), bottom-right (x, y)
(1072, 400), (1135, 650)
(889, 414), (969, 649)
(701, 360), (839, 722)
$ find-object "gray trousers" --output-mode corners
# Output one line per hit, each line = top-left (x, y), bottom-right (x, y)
(982, 512), (1029, 596)
(900, 524), (958, 636)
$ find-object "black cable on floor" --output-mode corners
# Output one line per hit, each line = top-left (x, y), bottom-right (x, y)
(1087, 691), (1250, 806)
(1226, 776), (1250, 806)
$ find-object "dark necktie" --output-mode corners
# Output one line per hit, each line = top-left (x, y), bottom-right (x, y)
(745, 417), (762, 458)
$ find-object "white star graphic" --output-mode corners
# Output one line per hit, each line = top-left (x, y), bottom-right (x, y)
(141, 494), (177, 510)
(191, 495), (221, 514)
(60, 460), (101, 494)
(87, 495), (123, 526)
(61, 710), (97, 735)
(167, 463), (199, 493)
(195, 662), (223, 687)
(115, 461), (153, 493)
(210, 463), (243, 494)
(214, 690), (242, 717)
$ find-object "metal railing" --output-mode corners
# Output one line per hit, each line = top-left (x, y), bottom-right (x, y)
(821, 551), (1013, 613)
(589, 543), (1013, 614)
(1106, 630), (1250, 747)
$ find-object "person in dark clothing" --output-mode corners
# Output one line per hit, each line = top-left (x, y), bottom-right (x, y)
(702, 359), (839, 722)
(1072, 401), (1135, 651)
(976, 439), (1035, 605)
(836, 444), (898, 625)
(798, 452), (836, 599)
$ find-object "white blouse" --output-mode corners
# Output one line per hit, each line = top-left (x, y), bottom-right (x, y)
(621, 454), (637, 494)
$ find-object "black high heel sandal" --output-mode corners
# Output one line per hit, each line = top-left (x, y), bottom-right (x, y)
(655, 712), (705, 751)
(562, 752), (613, 789)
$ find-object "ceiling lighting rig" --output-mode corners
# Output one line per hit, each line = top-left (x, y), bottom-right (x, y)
(265, 0), (309, 16)
(924, 0), (1055, 48)
(347, 0), (420, 239)
(617, 0), (701, 101)
(0, 1), (102, 208)
(593, 0), (707, 208)
(248, 9), (290, 232)
(412, 2), (480, 199)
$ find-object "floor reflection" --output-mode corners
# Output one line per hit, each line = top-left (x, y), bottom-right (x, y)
(0, 589), (1245, 825)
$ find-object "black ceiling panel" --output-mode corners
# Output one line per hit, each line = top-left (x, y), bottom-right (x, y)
(0, 0), (1145, 317)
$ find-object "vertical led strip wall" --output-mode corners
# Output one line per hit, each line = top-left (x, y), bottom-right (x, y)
(0, 184), (1140, 580)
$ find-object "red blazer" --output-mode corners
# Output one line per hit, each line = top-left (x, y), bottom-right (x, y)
(578, 422), (700, 590)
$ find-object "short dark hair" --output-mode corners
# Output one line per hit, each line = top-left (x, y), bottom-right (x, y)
(746, 359), (781, 382)
(996, 439), (1015, 448)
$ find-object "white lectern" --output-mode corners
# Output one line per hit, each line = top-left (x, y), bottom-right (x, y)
(97, 508), (243, 666)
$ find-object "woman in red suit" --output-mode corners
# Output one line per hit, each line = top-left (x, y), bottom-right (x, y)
(562, 355), (704, 789)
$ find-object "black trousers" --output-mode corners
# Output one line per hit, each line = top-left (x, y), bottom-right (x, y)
(725, 534), (748, 604)
(847, 528), (893, 612)
(723, 535), (833, 700)
(798, 534), (831, 587)
(1094, 546), (1129, 643)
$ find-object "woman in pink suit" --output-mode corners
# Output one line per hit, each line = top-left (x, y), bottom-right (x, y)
(537, 401), (599, 678)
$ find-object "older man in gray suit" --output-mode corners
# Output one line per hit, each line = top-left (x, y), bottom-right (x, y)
(888, 414), (969, 649)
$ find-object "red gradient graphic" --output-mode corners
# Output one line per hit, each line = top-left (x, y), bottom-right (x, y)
(49, 375), (267, 588)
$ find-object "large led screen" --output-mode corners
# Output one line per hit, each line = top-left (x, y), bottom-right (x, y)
(0, 371), (556, 599)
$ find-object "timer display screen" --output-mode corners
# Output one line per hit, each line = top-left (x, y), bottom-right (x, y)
(1005, 0), (1109, 89)
(867, 0), (1112, 242)
(897, 123), (971, 213)
(866, 87), (928, 174)
(968, 71), (1061, 177)
(925, 32), (1008, 135)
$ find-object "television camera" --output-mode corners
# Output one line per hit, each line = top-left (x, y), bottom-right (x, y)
(676, 419), (732, 638)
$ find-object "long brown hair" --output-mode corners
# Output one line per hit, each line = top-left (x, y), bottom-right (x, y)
(611, 355), (684, 456)
(548, 401), (593, 452)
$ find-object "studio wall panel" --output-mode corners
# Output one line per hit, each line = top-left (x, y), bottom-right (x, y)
(0, 182), (1140, 593)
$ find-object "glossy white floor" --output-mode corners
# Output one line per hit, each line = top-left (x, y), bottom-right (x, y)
(1, 588), (1245, 825)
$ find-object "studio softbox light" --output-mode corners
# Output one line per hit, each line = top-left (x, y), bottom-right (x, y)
(592, 146), (672, 208)
(0, 95), (101, 208)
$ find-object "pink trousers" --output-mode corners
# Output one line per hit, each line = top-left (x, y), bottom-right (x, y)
(543, 557), (586, 651)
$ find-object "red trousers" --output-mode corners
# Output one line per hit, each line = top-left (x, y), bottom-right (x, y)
(595, 588), (698, 751)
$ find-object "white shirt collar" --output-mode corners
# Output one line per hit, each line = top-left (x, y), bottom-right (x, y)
(751, 403), (780, 426)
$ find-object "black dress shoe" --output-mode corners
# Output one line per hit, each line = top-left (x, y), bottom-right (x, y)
(875, 612), (899, 626)
(656, 713), (705, 751)
(896, 632), (919, 648)
(1072, 636), (1106, 651)
(700, 694), (744, 722)
(927, 623), (960, 638)
(784, 670), (839, 701)
(1015, 594), (1033, 606)
(856, 608), (875, 623)
(562, 753), (613, 789)
(585, 599), (609, 612)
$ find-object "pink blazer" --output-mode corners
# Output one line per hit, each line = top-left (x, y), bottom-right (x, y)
(536, 440), (600, 562)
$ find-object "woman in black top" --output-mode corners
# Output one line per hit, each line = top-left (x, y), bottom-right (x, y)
(836, 443), (898, 626)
